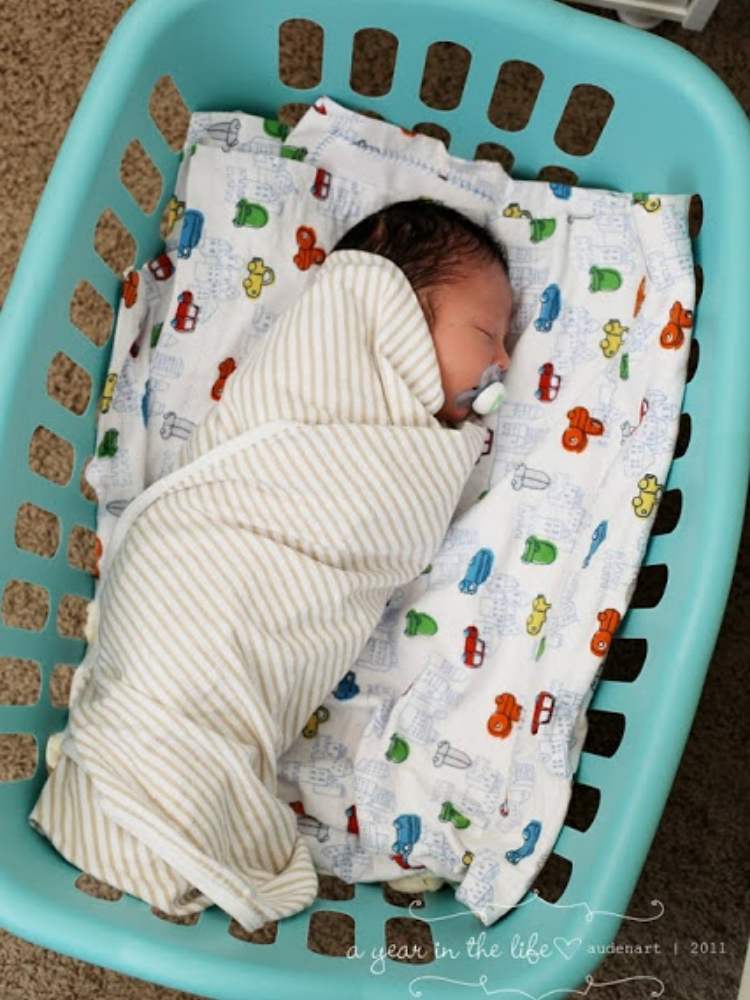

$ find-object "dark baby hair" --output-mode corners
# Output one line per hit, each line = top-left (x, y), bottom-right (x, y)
(332, 199), (509, 294)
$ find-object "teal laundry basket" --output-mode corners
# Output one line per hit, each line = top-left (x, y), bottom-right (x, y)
(1, 0), (749, 996)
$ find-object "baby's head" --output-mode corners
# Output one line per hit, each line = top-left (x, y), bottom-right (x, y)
(333, 200), (513, 426)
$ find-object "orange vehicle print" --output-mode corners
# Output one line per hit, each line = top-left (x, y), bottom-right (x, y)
(634, 276), (646, 317)
(122, 271), (139, 308)
(562, 406), (604, 453)
(211, 357), (237, 401)
(590, 608), (621, 657)
(294, 226), (326, 271)
(660, 301), (693, 349)
(487, 693), (522, 739)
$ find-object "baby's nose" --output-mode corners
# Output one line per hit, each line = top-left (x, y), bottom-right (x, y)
(495, 344), (511, 371)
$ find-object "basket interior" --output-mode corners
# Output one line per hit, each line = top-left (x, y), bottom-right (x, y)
(1, 1), (742, 996)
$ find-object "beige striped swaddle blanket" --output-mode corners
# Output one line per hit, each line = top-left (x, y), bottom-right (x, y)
(29, 249), (487, 931)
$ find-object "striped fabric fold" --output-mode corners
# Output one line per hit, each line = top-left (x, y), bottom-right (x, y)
(29, 250), (486, 931)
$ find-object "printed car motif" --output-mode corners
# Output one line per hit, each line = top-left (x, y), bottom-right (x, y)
(288, 801), (330, 842)
(590, 608), (621, 656)
(404, 610), (438, 636)
(97, 428), (119, 458)
(311, 168), (332, 200)
(210, 357), (237, 401)
(459, 548), (494, 594)
(333, 670), (360, 700)
(534, 284), (561, 332)
(171, 290), (200, 332)
(243, 257), (275, 299)
(147, 253), (174, 281)
(392, 813), (421, 859)
(659, 301), (693, 349)
(303, 705), (330, 738)
(589, 267), (623, 292)
(505, 819), (542, 864)
(160, 195), (185, 238)
(600, 319), (628, 358)
(345, 804), (359, 835)
(487, 692), (522, 738)
(530, 692), (556, 734)
(386, 734), (410, 763)
(294, 226), (326, 271)
(522, 536), (557, 565)
(633, 192), (661, 213)
(632, 473), (663, 517)
(178, 209), (204, 259)
(439, 801), (471, 829)
(232, 199), (268, 228)
(536, 362), (561, 402)
(634, 276), (647, 317)
(562, 406), (604, 453)
(582, 520), (608, 568)
(526, 595), (551, 635)
(549, 182), (572, 199)
(99, 373), (118, 414)
(529, 217), (557, 243)
(463, 625), (486, 667)
(122, 271), (139, 308)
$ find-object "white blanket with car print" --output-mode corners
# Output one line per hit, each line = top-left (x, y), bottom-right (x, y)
(30, 97), (695, 929)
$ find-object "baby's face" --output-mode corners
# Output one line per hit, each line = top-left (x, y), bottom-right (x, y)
(421, 259), (513, 426)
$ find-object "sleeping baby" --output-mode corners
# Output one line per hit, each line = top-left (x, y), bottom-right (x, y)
(30, 199), (513, 931)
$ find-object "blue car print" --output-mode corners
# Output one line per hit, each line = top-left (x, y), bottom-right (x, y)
(392, 813), (421, 858)
(333, 670), (359, 700)
(178, 209), (204, 259)
(505, 819), (542, 865)
(549, 182), (572, 200)
(582, 519), (608, 568)
(534, 284), (561, 332)
(459, 547), (494, 594)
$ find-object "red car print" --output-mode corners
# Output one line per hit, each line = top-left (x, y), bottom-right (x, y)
(390, 853), (427, 871)
(346, 804), (359, 836)
(463, 625), (486, 667)
(311, 168), (332, 200)
(530, 691), (555, 734)
(590, 608), (622, 656)
(659, 301), (693, 350)
(294, 226), (326, 271)
(487, 693), (522, 739)
(148, 253), (174, 281)
(536, 362), (561, 402)
(171, 290), (200, 332)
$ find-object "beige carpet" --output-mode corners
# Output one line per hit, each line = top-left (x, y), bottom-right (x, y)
(1, 0), (748, 996)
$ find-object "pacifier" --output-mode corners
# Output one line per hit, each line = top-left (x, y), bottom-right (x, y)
(453, 363), (507, 416)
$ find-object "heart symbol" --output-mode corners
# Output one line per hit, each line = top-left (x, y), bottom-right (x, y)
(554, 936), (582, 961)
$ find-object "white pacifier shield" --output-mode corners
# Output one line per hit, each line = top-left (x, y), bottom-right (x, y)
(472, 381), (506, 415)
